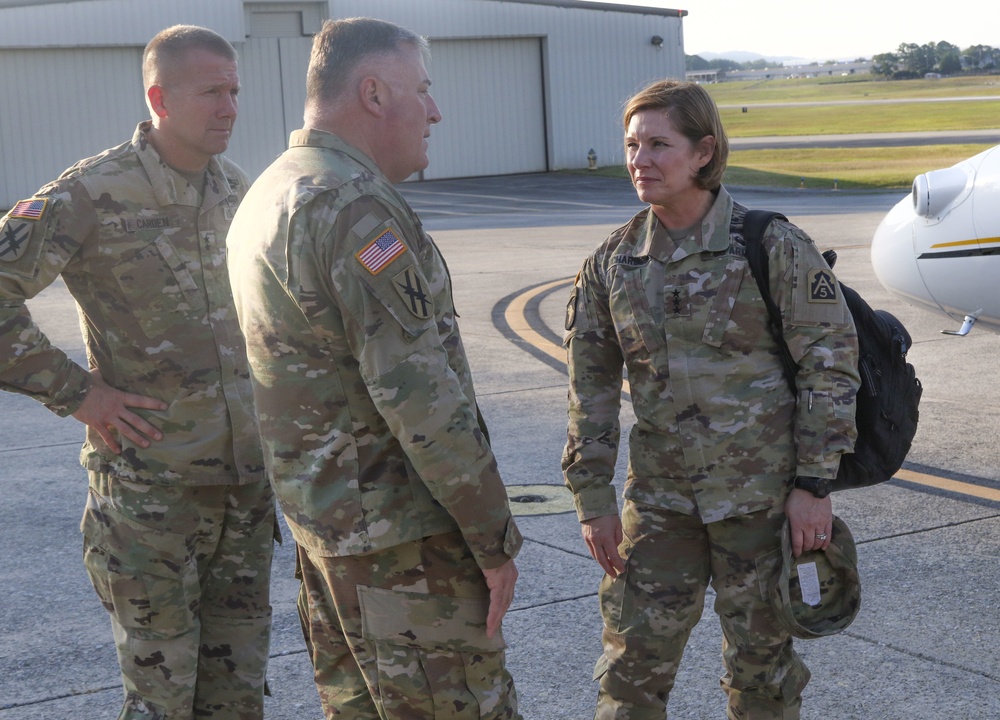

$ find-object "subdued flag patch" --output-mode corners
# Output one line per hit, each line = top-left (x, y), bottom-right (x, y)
(357, 228), (406, 275)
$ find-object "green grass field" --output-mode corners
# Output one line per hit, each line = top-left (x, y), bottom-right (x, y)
(621, 75), (1000, 189)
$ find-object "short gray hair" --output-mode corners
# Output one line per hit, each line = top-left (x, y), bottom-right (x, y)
(307, 17), (427, 104)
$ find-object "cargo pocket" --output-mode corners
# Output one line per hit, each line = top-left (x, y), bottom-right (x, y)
(81, 489), (198, 635)
(358, 586), (511, 717)
(755, 545), (784, 603)
(795, 388), (835, 462)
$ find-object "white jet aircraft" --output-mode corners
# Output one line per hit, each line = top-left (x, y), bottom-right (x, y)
(871, 144), (1000, 335)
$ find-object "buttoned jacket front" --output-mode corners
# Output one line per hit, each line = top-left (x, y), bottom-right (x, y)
(0, 122), (263, 485)
(563, 187), (859, 523)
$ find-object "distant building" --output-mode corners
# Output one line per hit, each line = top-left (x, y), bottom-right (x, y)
(687, 69), (719, 84)
(690, 60), (872, 83)
(0, 0), (687, 208)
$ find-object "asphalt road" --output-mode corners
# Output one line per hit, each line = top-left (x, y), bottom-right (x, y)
(1, 173), (997, 719)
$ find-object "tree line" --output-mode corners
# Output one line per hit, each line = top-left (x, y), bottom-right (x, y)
(871, 42), (998, 79)
(686, 42), (1000, 80)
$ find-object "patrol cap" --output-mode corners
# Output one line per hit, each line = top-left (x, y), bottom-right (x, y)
(769, 516), (861, 639)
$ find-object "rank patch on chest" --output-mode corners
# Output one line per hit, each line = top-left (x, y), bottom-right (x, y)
(807, 267), (839, 303)
(357, 228), (406, 275)
(393, 265), (432, 319)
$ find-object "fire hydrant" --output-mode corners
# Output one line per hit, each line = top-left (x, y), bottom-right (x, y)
(587, 148), (597, 171)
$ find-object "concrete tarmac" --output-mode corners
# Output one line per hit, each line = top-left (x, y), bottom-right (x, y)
(1, 173), (997, 719)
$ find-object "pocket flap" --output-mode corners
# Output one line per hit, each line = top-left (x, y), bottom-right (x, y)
(358, 585), (506, 653)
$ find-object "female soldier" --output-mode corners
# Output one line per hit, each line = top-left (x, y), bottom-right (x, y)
(562, 80), (860, 718)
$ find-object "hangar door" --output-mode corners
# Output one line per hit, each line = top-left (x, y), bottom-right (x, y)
(233, 35), (313, 180)
(423, 37), (547, 180)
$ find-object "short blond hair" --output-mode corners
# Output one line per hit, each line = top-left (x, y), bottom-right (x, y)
(142, 25), (237, 89)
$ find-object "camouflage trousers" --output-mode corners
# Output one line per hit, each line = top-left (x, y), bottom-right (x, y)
(593, 500), (809, 720)
(81, 473), (275, 720)
(296, 531), (521, 719)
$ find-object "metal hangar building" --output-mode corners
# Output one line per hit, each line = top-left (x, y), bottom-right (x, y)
(0, 0), (687, 208)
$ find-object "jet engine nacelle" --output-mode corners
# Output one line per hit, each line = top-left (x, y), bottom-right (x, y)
(871, 144), (1000, 334)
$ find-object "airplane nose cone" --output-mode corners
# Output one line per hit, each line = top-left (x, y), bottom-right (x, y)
(871, 196), (932, 308)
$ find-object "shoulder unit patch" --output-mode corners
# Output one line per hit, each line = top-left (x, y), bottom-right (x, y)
(393, 265), (433, 319)
(807, 267), (839, 303)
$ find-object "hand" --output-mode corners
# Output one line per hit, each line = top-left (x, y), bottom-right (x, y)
(581, 514), (625, 577)
(71, 370), (168, 454)
(784, 488), (833, 557)
(482, 559), (518, 639)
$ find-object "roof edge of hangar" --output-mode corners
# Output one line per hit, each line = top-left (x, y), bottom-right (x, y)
(481, 0), (687, 18)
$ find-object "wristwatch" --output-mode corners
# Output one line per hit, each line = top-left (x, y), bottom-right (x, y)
(793, 476), (833, 499)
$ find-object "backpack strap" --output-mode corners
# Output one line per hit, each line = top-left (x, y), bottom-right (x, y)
(742, 209), (798, 395)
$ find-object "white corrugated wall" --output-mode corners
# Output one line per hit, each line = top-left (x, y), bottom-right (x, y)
(0, 47), (147, 207)
(0, 0), (685, 207)
(330, 0), (685, 174)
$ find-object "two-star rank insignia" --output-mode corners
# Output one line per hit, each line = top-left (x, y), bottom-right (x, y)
(393, 266), (432, 319)
(807, 267), (839, 303)
(0, 198), (47, 263)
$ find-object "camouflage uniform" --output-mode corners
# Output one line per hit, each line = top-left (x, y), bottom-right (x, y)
(227, 129), (522, 719)
(562, 188), (859, 719)
(0, 122), (273, 719)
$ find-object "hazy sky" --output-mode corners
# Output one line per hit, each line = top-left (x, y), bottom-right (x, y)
(578, 0), (996, 61)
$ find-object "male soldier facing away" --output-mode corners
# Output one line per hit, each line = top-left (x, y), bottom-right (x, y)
(226, 17), (523, 720)
(0, 26), (274, 719)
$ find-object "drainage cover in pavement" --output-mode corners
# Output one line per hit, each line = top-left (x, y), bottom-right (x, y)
(506, 484), (575, 516)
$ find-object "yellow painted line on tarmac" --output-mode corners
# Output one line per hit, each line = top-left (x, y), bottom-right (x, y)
(894, 469), (1000, 502)
(504, 278), (573, 365)
(506, 280), (999, 506)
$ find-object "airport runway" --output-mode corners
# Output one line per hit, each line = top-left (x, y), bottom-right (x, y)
(1, 173), (997, 719)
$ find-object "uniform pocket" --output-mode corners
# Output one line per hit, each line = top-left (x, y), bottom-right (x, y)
(609, 268), (664, 358)
(81, 489), (198, 634)
(358, 585), (505, 652)
(110, 235), (206, 339)
(358, 586), (513, 718)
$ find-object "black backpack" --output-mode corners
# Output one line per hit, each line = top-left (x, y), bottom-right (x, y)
(741, 209), (922, 491)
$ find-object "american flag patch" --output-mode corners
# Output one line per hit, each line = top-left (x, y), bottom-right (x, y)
(9, 198), (48, 221)
(356, 228), (406, 275)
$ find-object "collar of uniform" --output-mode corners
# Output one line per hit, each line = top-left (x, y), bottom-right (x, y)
(288, 128), (387, 181)
(132, 121), (235, 211)
(631, 188), (733, 263)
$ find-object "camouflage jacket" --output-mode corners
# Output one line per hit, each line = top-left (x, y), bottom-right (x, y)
(0, 122), (264, 485)
(562, 188), (860, 523)
(227, 129), (521, 568)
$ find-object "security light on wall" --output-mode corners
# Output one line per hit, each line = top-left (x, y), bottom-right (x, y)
(651, 35), (664, 49)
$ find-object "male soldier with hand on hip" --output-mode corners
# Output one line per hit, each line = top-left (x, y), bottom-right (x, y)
(226, 17), (523, 720)
(0, 25), (274, 719)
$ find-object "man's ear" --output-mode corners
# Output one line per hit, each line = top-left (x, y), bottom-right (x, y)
(359, 76), (385, 117)
(147, 86), (168, 119)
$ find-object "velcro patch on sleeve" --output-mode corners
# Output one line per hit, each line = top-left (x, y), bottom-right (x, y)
(393, 265), (433, 319)
(356, 227), (407, 275)
(1, 199), (50, 264)
(8, 198), (48, 221)
(807, 267), (839, 303)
